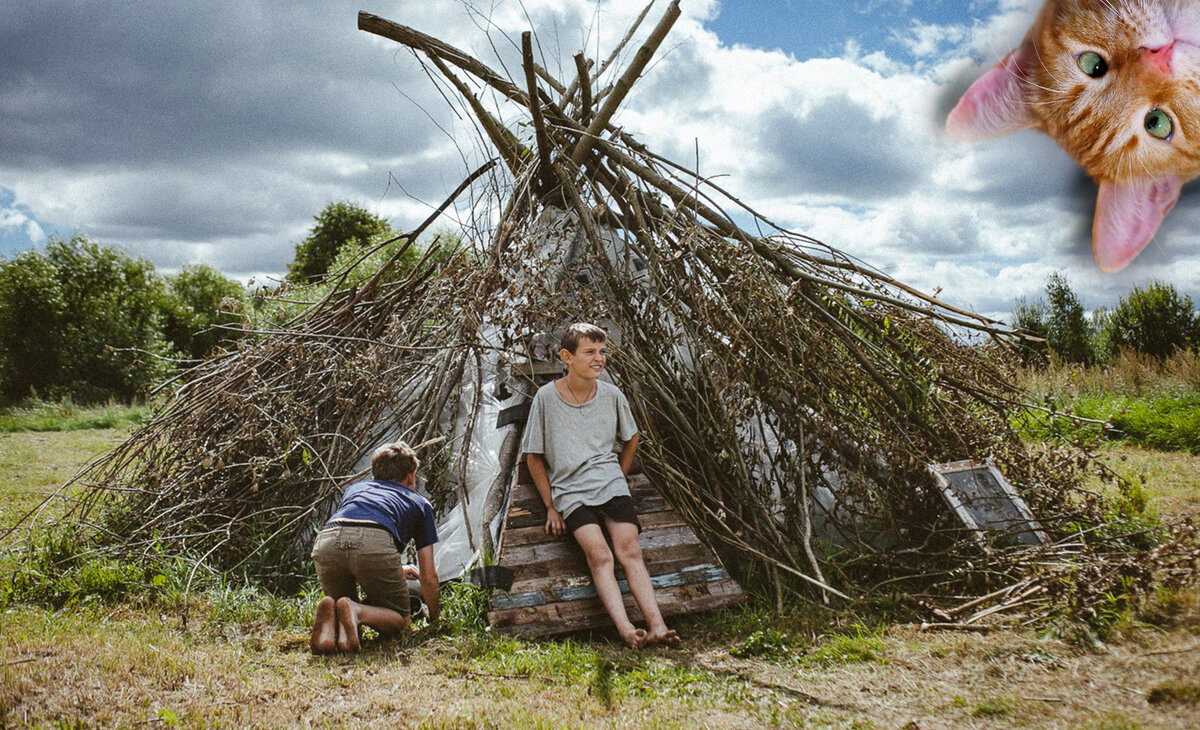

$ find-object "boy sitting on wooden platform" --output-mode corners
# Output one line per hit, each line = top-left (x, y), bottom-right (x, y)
(522, 322), (680, 649)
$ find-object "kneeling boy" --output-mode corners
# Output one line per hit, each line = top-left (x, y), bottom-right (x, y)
(309, 442), (440, 653)
(523, 322), (679, 648)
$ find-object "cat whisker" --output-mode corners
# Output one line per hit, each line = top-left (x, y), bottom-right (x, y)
(949, 0), (1199, 270)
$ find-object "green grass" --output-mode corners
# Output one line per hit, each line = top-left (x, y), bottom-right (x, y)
(971, 695), (1017, 718)
(1016, 391), (1200, 452)
(801, 625), (886, 666)
(1015, 352), (1200, 452)
(0, 399), (151, 433)
(3, 397), (1200, 727)
(0, 428), (127, 544)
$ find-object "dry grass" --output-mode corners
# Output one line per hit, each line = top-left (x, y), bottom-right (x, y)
(0, 428), (127, 546)
(1018, 349), (1200, 400)
(3, 598), (1198, 728)
(3, 433), (1198, 728)
(1088, 446), (1200, 519)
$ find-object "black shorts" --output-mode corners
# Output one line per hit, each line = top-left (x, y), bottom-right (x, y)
(565, 495), (641, 534)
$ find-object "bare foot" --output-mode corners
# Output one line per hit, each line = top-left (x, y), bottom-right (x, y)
(335, 597), (362, 653)
(619, 626), (647, 649)
(644, 627), (681, 647)
(309, 596), (337, 654)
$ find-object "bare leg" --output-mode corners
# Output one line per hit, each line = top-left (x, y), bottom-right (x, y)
(608, 520), (680, 647)
(309, 595), (337, 654)
(335, 596), (410, 652)
(573, 524), (645, 649)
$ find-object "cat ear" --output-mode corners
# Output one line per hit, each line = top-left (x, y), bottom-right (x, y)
(946, 48), (1038, 141)
(1092, 176), (1182, 272)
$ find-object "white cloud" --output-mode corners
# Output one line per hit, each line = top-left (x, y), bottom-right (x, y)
(0, 0), (1195, 321)
(892, 21), (971, 59)
(0, 193), (49, 253)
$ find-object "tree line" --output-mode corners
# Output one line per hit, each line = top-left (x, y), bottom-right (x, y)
(9, 201), (1185, 404)
(0, 202), (444, 405)
(1013, 273), (1199, 366)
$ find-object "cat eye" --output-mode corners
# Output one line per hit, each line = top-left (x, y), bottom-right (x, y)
(1076, 51), (1107, 78)
(1145, 108), (1173, 140)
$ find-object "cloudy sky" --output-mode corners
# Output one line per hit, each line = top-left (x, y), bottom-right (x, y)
(3, 0), (1199, 319)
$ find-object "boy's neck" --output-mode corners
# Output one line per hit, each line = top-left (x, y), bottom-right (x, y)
(564, 371), (594, 390)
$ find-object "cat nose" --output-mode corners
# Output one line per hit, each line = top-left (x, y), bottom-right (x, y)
(1140, 44), (1174, 75)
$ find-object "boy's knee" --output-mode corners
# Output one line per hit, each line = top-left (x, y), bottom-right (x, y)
(583, 544), (615, 571)
(613, 538), (643, 564)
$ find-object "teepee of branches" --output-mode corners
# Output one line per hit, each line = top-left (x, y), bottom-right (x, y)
(10, 2), (1195, 624)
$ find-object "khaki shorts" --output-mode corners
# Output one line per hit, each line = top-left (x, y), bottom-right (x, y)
(310, 524), (410, 616)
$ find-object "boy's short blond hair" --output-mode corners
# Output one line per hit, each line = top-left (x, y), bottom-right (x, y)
(560, 322), (606, 354)
(371, 442), (419, 482)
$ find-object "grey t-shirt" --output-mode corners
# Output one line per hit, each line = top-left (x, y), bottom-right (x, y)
(521, 379), (639, 519)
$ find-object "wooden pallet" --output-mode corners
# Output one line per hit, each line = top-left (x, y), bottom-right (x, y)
(486, 472), (745, 637)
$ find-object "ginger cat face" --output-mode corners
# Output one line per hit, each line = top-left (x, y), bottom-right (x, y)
(947, 0), (1200, 272)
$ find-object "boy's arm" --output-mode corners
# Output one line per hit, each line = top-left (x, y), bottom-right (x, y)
(416, 544), (439, 622)
(526, 452), (566, 536)
(618, 432), (640, 476)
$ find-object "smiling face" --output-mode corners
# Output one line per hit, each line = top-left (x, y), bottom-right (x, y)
(1027, 0), (1200, 182)
(560, 336), (607, 381)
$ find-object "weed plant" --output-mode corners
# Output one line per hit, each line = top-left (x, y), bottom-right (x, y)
(1014, 350), (1200, 452)
(0, 398), (151, 433)
(438, 579), (490, 634)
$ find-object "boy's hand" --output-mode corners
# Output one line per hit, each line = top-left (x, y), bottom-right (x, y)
(544, 507), (566, 537)
(403, 565), (420, 580)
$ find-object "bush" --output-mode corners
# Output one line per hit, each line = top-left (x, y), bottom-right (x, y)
(1102, 282), (1197, 360)
(0, 236), (173, 403)
(161, 264), (246, 362)
(0, 399), (151, 432)
(286, 201), (395, 283)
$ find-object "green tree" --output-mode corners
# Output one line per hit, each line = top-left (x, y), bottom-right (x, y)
(0, 235), (173, 402)
(161, 264), (246, 362)
(1043, 272), (1093, 365)
(1011, 273), (1094, 365)
(1102, 281), (1197, 359)
(287, 202), (394, 283)
(1011, 295), (1048, 365)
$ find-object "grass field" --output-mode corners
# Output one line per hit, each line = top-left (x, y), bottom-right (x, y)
(2, 420), (1199, 728)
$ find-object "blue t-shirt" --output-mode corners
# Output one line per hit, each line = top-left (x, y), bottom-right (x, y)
(329, 479), (439, 550)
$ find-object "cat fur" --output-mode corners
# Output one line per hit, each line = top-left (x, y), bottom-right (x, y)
(947, 0), (1200, 272)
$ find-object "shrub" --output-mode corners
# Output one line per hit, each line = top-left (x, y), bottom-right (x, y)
(0, 236), (173, 403)
(1103, 282), (1197, 360)
(1044, 272), (1093, 365)
(1011, 273), (1095, 365)
(439, 579), (490, 634)
(161, 263), (246, 362)
(286, 201), (394, 283)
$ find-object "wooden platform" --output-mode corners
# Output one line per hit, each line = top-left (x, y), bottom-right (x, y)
(486, 473), (745, 637)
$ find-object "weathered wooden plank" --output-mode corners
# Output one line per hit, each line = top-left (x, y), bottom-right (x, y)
(489, 471), (745, 638)
(492, 564), (731, 610)
(499, 524), (702, 569)
(506, 542), (714, 594)
(506, 563), (730, 608)
(507, 474), (661, 511)
(500, 508), (687, 548)
(506, 499), (669, 528)
(487, 579), (746, 635)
